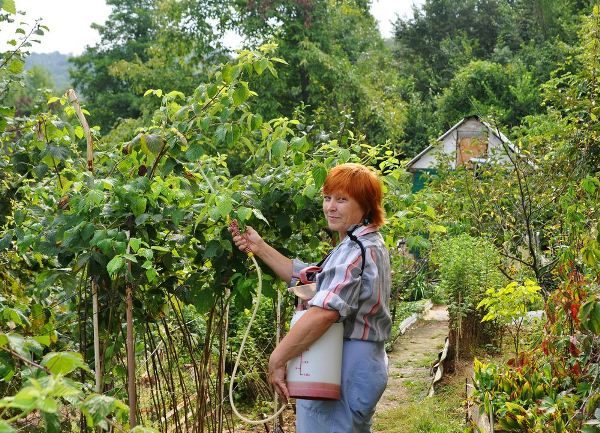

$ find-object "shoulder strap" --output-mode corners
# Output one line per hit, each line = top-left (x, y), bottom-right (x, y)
(346, 226), (367, 276)
(315, 226), (368, 276)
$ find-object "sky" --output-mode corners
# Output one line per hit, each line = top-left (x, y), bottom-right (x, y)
(5, 0), (423, 55)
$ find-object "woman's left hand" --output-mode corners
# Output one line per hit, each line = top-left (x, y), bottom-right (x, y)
(268, 356), (289, 402)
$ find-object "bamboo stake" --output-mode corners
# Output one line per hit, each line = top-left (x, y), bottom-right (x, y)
(125, 229), (137, 428)
(67, 89), (93, 172)
(92, 279), (102, 394)
(68, 89), (103, 415)
(126, 280), (137, 427)
(217, 289), (230, 433)
(274, 287), (282, 432)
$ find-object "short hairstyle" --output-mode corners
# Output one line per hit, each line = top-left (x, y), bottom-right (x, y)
(322, 163), (385, 228)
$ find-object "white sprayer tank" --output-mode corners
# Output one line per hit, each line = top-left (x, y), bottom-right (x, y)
(286, 310), (344, 400)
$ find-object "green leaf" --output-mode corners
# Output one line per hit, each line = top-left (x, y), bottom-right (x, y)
(138, 248), (153, 260)
(122, 253), (138, 263)
(252, 208), (269, 224)
(33, 335), (51, 347)
(580, 301), (600, 334)
(233, 82), (250, 105)
(44, 144), (70, 162)
(74, 125), (84, 139)
(80, 394), (129, 427)
(0, 0), (16, 14)
(129, 238), (142, 253)
(204, 240), (223, 258)
(8, 59), (24, 74)
(140, 133), (163, 155)
(41, 351), (88, 375)
(581, 176), (600, 195)
(253, 58), (269, 75)
(271, 139), (287, 158)
(0, 351), (15, 382)
(7, 334), (42, 358)
(311, 165), (327, 190)
(129, 196), (147, 217)
(0, 334), (7, 348)
(145, 268), (158, 282)
(95, 239), (113, 255)
(166, 90), (185, 100)
(207, 83), (218, 98)
(43, 412), (60, 433)
(107, 256), (125, 277)
(338, 148), (351, 163)
(251, 113), (263, 130)
(236, 207), (253, 223)
(428, 224), (447, 234)
(4, 385), (40, 411)
(0, 420), (16, 433)
(185, 143), (204, 161)
(216, 196), (233, 219)
(222, 65), (239, 84)
(215, 125), (227, 143)
(2, 308), (23, 326)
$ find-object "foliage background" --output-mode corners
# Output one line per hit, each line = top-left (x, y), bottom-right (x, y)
(1, 0), (599, 432)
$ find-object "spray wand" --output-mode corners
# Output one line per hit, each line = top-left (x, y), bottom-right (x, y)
(227, 218), (287, 425)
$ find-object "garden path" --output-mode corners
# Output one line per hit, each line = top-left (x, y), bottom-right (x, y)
(373, 305), (449, 425)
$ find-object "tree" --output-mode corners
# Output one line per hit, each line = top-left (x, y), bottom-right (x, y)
(70, 0), (229, 132)
(435, 60), (541, 129)
(69, 0), (156, 131)
(477, 279), (543, 359)
(5, 65), (55, 116)
(393, 0), (511, 93)
(232, 0), (407, 151)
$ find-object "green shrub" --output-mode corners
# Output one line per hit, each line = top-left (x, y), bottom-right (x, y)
(431, 234), (505, 359)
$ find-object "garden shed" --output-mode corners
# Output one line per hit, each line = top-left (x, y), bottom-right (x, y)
(406, 116), (517, 192)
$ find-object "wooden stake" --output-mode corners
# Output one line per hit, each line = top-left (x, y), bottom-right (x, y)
(92, 279), (102, 394)
(125, 230), (137, 428)
(126, 280), (137, 428)
(67, 89), (94, 172)
(217, 289), (230, 433)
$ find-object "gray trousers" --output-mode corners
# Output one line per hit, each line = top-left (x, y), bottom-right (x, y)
(296, 339), (388, 433)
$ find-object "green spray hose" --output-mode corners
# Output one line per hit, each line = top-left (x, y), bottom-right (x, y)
(228, 219), (287, 425)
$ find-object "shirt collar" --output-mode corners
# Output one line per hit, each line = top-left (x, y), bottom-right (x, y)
(346, 224), (378, 238)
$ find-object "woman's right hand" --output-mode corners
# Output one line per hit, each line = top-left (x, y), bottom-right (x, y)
(230, 225), (265, 255)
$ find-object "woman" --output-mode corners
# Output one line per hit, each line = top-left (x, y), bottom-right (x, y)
(232, 163), (391, 433)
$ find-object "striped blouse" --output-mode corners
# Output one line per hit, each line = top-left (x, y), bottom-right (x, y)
(291, 224), (392, 342)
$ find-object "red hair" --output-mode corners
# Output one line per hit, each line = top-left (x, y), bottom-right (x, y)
(322, 163), (385, 228)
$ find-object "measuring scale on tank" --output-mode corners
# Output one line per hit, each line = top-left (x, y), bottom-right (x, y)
(286, 283), (344, 400)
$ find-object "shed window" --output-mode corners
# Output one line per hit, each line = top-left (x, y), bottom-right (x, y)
(457, 137), (488, 168)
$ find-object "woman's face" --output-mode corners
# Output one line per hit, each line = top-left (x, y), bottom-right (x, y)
(323, 191), (365, 237)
